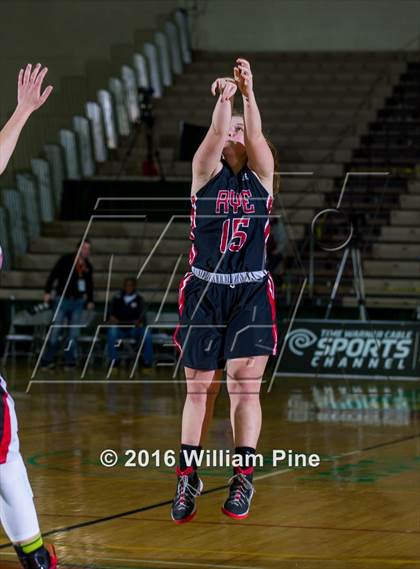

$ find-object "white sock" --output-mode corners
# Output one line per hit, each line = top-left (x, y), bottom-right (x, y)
(0, 454), (41, 543)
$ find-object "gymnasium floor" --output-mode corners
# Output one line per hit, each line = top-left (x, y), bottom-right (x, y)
(0, 364), (419, 569)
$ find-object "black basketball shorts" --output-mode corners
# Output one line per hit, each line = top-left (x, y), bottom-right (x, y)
(173, 272), (278, 370)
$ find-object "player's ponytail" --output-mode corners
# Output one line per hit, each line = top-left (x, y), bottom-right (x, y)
(265, 136), (280, 194)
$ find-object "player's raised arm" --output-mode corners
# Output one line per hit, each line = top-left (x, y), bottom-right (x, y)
(0, 63), (53, 175)
(191, 77), (237, 193)
(235, 58), (274, 192)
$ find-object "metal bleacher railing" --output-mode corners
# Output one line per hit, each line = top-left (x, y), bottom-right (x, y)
(0, 7), (191, 270)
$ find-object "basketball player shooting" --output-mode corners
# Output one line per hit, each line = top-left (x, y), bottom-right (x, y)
(172, 58), (279, 523)
(0, 64), (57, 569)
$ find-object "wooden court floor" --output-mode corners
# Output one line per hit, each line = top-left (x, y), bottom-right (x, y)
(0, 363), (419, 569)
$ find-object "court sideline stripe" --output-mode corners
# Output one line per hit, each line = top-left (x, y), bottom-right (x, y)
(0, 552), (264, 569)
(0, 431), (418, 550)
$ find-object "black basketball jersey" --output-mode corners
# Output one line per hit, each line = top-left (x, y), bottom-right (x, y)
(188, 160), (273, 274)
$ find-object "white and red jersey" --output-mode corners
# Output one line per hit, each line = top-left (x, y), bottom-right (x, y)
(0, 375), (19, 464)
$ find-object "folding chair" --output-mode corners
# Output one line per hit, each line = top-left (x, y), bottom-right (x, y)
(2, 303), (53, 367)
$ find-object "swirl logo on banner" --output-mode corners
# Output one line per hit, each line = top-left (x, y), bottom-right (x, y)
(286, 328), (318, 356)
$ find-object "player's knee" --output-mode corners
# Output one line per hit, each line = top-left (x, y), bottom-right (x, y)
(186, 385), (209, 406)
(185, 370), (217, 403)
(227, 378), (261, 401)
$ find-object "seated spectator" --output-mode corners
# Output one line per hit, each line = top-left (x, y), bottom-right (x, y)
(41, 239), (94, 370)
(107, 278), (154, 369)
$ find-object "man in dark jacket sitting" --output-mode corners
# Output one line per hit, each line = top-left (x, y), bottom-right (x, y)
(107, 278), (154, 368)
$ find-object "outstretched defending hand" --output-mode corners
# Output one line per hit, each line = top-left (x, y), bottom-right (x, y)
(210, 76), (237, 102)
(0, 64), (53, 176)
(17, 63), (53, 114)
(234, 58), (253, 98)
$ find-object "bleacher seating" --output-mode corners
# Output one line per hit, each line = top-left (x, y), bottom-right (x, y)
(0, 45), (419, 315)
(307, 57), (420, 309)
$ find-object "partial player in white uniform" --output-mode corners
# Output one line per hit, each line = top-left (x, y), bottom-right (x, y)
(0, 64), (57, 569)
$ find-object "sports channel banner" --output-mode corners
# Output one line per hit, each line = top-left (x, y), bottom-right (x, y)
(277, 319), (420, 380)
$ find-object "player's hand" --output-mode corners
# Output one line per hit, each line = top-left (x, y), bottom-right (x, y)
(234, 58), (253, 98)
(43, 292), (51, 304)
(87, 302), (95, 311)
(17, 63), (53, 114)
(210, 77), (237, 102)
